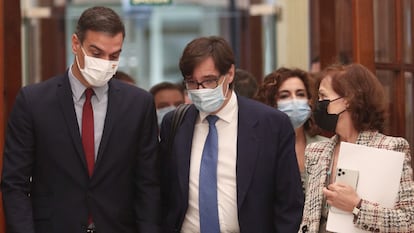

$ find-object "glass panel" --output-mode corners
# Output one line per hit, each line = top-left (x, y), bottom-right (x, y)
(22, 17), (42, 85)
(374, 0), (396, 63)
(376, 70), (396, 136)
(403, 0), (413, 64)
(405, 72), (414, 150)
(22, 1), (279, 90)
(63, 2), (277, 90)
(66, 4), (217, 89)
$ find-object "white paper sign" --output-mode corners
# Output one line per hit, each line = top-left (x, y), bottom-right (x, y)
(326, 142), (404, 233)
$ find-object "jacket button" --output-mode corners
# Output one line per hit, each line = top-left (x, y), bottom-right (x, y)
(301, 225), (308, 232)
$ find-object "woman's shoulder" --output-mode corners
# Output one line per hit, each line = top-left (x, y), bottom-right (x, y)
(305, 137), (335, 164)
(364, 131), (410, 152)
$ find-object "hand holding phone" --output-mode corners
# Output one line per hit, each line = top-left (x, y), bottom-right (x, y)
(329, 168), (359, 214)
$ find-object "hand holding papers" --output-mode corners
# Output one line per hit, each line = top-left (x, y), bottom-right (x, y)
(326, 142), (404, 233)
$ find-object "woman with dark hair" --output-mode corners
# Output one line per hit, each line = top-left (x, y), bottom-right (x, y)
(299, 63), (414, 232)
(255, 67), (326, 188)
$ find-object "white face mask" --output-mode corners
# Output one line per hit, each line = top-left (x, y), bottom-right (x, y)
(156, 105), (176, 126)
(187, 77), (228, 113)
(76, 47), (119, 87)
(277, 99), (311, 129)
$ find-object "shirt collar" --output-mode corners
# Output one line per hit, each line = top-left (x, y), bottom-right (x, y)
(199, 91), (238, 123)
(68, 64), (108, 102)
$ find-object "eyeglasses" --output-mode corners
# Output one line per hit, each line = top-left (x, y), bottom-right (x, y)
(183, 75), (223, 90)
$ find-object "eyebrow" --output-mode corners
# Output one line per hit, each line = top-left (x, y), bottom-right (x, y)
(186, 74), (219, 80)
(88, 44), (122, 56)
(279, 88), (306, 93)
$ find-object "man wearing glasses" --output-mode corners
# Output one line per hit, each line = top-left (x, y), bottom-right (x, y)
(159, 36), (303, 233)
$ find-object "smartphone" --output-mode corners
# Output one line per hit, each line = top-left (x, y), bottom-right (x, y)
(329, 168), (359, 214)
(335, 168), (359, 189)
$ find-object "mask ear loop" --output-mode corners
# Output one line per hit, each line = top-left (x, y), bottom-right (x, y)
(337, 109), (347, 115)
(329, 96), (343, 103)
(222, 76), (230, 99)
(74, 34), (87, 71)
(75, 53), (83, 71)
(331, 97), (347, 116)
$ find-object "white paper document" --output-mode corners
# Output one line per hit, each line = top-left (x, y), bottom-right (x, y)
(326, 142), (404, 233)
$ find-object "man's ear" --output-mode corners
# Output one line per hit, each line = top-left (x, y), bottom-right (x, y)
(227, 64), (235, 83)
(71, 34), (80, 55)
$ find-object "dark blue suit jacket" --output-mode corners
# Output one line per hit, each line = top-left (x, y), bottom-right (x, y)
(1, 73), (161, 233)
(159, 95), (304, 233)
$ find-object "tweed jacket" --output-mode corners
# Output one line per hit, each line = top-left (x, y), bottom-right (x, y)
(299, 131), (414, 233)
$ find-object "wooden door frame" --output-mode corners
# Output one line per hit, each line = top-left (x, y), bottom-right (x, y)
(0, 0), (4, 228)
(315, 0), (414, 170)
(239, 0), (263, 83)
(1, 0), (22, 230)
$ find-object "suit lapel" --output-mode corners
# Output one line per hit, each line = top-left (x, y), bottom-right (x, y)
(57, 74), (88, 172)
(175, 106), (198, 203)
(236, 98), (260, 207)
(93, 81), (121, 175)
(175, 99), (262, 208)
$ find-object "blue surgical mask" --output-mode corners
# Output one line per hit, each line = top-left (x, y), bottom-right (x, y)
(277, 99), (311, 129)
(156, 105), (177, 126)
(187, 77), (228, 113)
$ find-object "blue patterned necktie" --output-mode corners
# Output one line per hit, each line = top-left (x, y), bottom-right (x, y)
(199, 115), (220, 233)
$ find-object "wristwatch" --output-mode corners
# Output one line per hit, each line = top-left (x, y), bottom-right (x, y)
(352, 199), (363, 223)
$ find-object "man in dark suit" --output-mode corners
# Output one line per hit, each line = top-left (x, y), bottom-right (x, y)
(1, 6), (161, 233)
(159, 36), (303, 233)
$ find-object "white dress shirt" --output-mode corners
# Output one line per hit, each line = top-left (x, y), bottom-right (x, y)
(181, 91), (240, 233)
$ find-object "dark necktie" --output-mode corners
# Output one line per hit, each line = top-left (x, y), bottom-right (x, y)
(199, 115), (220, 233)
(82, 88), (95, 177)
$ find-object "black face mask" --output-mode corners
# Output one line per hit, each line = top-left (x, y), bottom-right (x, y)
(313, 98), (344, 133)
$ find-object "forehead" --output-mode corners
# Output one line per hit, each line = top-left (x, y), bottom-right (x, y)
(319, 76), (337, 95)
(82, 30), (123, 53)
(279, 77), (306, 91)
(154, 89), (183, 102)
(192, 57), (219, 79)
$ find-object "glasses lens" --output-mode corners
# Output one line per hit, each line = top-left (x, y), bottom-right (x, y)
(202, 79), (218, 89)
(184, 75), (221, 89)
(185, 80), (196, 89)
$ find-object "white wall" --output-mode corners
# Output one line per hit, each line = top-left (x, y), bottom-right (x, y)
(276, 0), (310, 70)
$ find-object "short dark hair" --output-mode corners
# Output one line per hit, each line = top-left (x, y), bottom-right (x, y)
(114, 71), (136, 84)
(255, 67), (321, 136)
(179, 36), (235, 88)
(75, 6), (125, 43)
(233, 69), (258, 98)
(320, 63), (386, 131)
(149, 82), (185, 97)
